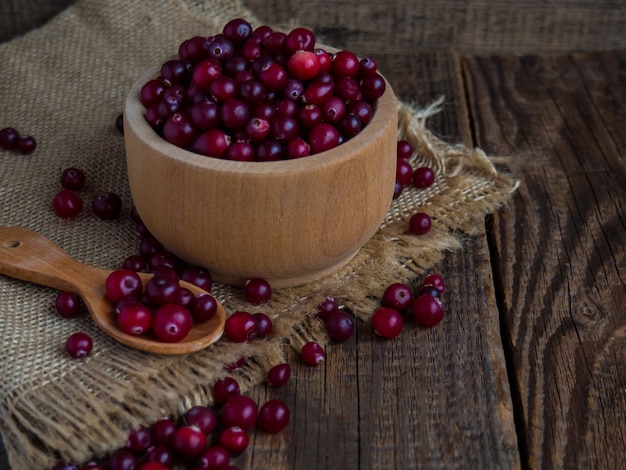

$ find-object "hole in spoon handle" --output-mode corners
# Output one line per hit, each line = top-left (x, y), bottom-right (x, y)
(0, 226), (91, 292)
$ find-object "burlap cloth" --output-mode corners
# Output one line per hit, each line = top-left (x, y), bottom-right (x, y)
(0, 0), (518, 467)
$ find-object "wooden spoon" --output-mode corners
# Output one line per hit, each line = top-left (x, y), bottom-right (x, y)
(0, 226), (226, 355)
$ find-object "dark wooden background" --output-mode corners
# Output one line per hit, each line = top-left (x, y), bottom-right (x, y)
(2, 1), (625, 469)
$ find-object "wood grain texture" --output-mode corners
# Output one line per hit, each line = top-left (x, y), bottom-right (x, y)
(238, 52), (520, 470)
(463, 51), (626, 469)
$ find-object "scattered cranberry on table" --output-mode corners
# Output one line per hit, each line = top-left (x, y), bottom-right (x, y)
(55, 291), (82, 318)
(0, 126), (36, 154)
(65, 332), (93, 358)
(301, 341), (325, 366)
(409, 212), (432, 235)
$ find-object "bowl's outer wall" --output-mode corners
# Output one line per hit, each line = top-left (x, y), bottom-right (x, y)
(124, 66), (397, 287)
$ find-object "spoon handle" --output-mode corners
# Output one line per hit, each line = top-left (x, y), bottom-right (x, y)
(0, 226), (102, 293)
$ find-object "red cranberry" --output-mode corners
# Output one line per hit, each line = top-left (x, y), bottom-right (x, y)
(335, 76), (362, 102)
(191, 293), (218, 323)
(267, 363), (291, 387)
(163, 112), (197, 147)
(413, 167), (435, 189)
(105, 269), (143, 304)
(161, 59), (190, 85)
(371, 307), (404, 338)
(397, 139), (413, 159)
(117, 303), (152, 336)
(146, 445), (173, 466)
(393, 181), (403, 199)
(223, 18), (252, 45)
(220, 395), (258, 430)
(126, 426), (152, 454)
(321, 96), (346, 124)
(148, 251), (179, 273)
(220, 98), (250, 129)
(144, 273), (180, 307)
(258, 399), (290, 433)
(212, 377), (241, 405)
(316, 296), (339, 320)
(218, 426), (249, 455)
(139, 237), (164, 259)
(287, 50), (320, 81)
(193, 58), (223, 89)
(286, 137), (310, 158)
(308, 123), (339, 154)
(171, 425), (207, 462)
(284, 27), (316, 53)
(244, 278), (272, 305)
(207, 36), (235, 62)
(324, 310), (354, 342)
(338, 113), (362, 138)
(396, 159), (413, 185)
(17, 135), (37, 154)
(359, 56), (378, 76)
(301, 341), (325, 366)
(53, 189), (83, 218)
(92, 192), (123, 220)
(55, 291), (82, 318)
(108, 450), (136, 470)
(194, 446), (231, 470)
(65, 332), (92, 358)
(152, 304), (193, 342)
(314, 48), (331, 72)
(224, 311), (258, 343)
(185, 405), (217, 436)
(192, 129), (230, 157)
(227, 141), (255, 161)
(253, 312), (273, 338)
(141, 79), (166, 107)
(419, 285), (441, 298)
(303, 81), (334, 106)
(423, 273), (445, 294)
(360, 73), (386, 102)
(331, 50), (360, 78)
(346, 100), (372, 126)
(245, 117), (270, 140)
(255, 138), (283, 161)
(150, 418), (177, 446)
(413, 294), (444, 327)
(60, 167), (85, 191)
(409, 213), (432, 235)
(0, 127), (19, 149)
(381, 282), (413, 311)
(190, 101), (220, 129)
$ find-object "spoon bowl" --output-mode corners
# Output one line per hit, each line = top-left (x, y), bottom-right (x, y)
(0, 226), (226, 355)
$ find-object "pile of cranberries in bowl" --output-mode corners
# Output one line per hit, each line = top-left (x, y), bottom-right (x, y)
(139, 18), (386, 161)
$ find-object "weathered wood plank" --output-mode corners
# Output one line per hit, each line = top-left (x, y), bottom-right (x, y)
(463, 51), (626, 469)
(240, 52), (520, 469)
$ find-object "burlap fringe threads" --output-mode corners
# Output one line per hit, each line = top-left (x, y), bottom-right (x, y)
(2, 100), (518, 469)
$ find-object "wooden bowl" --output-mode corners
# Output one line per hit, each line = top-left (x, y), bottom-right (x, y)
(124, 66), (397, 288)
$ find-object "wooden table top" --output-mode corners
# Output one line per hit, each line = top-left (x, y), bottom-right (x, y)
(2, 49), (624, 470)
(237, 49), (626, 469)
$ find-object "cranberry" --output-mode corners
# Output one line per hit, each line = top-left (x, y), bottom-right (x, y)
(53, 189), (83, 218)
(144, 273), (180, 306)
(419, 285), (441, 298)
(316, 296), (339, 320)
(286, 137), (310, 158)
(409, 213), (432, 235)
(141, 79), (166, 107)
(0, 127), (19, 149)
(381, 283), (413, 311)
(152, 304), (193, 342)
(335, 77), (362, 102)
(423, 273), (445, 294)
(92, 192), (123, 220)
(253, 312), (273, 338)
(314, 48), (332, 72)
(331, 51), (360, 78)
(60, 167), (85, 191)
(301, 341), (325, 366)
(180, 265), (213, 292)
(223, 18), (253, 45)
(267, 363), (291, 387)
(255, 138), (283, 161)
(271, 115), (299, 142)
(244, 278), (272, 305)
(258, 399), (290, 433)
(108, 450), (136, 470)
(212, 377), (241, 405)
(209, 75), (237, 102)
(161, 59), (189, 85)
(192, 129), (230, 157)
(302, 81), (334, 106)
(245, 117), (270, 140)
(194, 446), (231, 470)
(190, 101), (220, 130)
(114, 295), (142, 315)
(207, 36), (235, 62)
(55, 291), (82, 318)
(397, 139), (413, 159)
(150, 418), (177, 446)
(220, 395), (258, 430)
(371, 307), (404, 338)
(126, 426), (152, 454)
(163, 112), (197, 147)
(263, 32), (286, 54)
(193, 58), (223, 89)
(338, 113), (362, 138)
(360, 73), (386, 102)
(218, 426), (249, 455)
(359, 56), (378, 76)
(413, 166), (435, 189)
(185, 405), (217, 436)
(346, 100), (372, 126)
(308, 123), (339, 154)
(191, 293), (218, 323)
(413, 294), (444, 327)
(297, 104), (322, 129)
(258, 63), (288, 91)
(117, 303), (152, 336)
(224, 311), (258, 343)
(17, 135), (37, 154)
(139, 237), (164, 259)
(396, 159), (413, 185)
(321, 96), (346, 124)
(105, 269), (143, 304)
(287, 50), (320, 81)
(393, 181), (403, 199)
(171, 425), (207, 462)
(220, 98), (250, 129)
(145, 446), (173, 466)
(284, 27), (316, 54)
(65, 332), (92, 358)
(324, 310), (354, 342)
